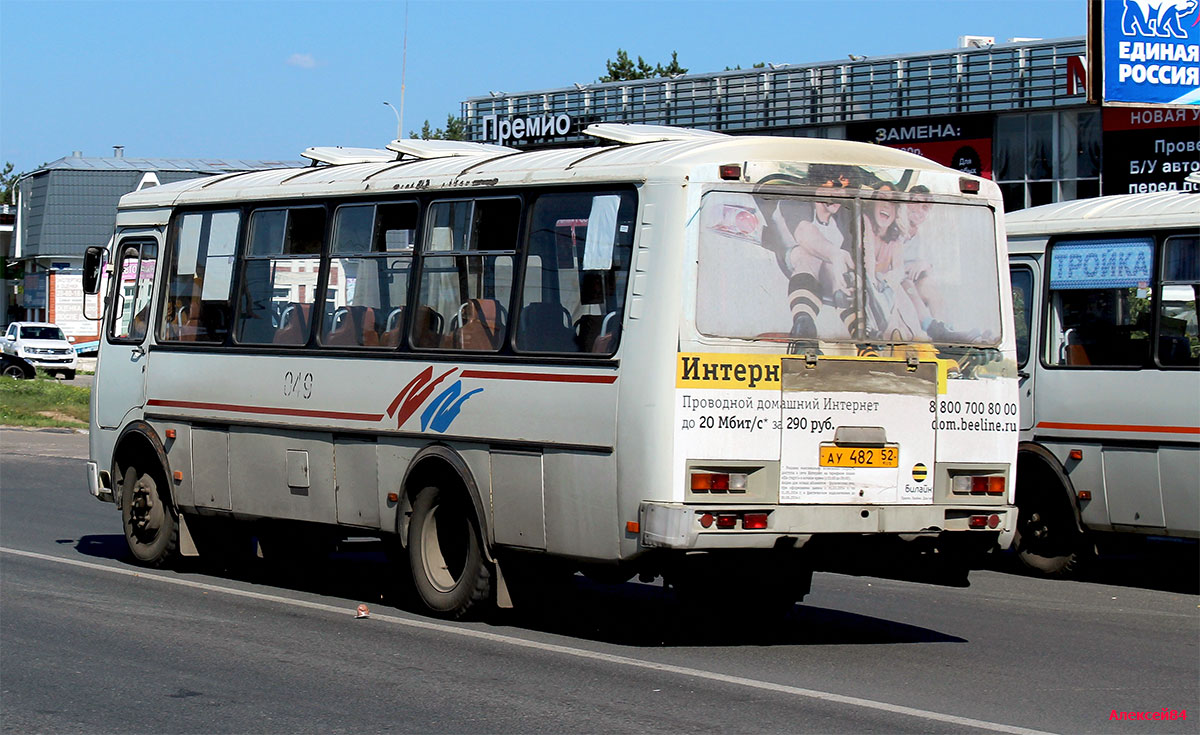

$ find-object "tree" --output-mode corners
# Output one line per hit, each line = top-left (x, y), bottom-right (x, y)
(654, 51), (688, 78)
(410, 114), (467, 141)
(725, 62), (767, 71)
(600, 49), (656, 82)
(1, 162), (18, 205)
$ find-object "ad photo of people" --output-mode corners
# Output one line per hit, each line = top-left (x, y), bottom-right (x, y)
(697, 163), (1002, 351)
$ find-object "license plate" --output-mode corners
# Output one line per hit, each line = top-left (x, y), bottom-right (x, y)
(819, 444), (899, 468)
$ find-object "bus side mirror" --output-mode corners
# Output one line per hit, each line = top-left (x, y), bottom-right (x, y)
(83, 246), (105, 295)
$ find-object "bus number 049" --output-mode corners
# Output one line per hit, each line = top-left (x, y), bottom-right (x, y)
(284, 371), (313, 400)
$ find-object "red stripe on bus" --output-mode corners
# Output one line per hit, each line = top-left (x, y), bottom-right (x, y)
(459, 370), (617, 384)
(1036, 421), (1200, 435)
(146, 399), (383, 422)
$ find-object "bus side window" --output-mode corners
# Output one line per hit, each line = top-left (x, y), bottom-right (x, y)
(235, 206), (326, 346)
(321, 202), (414, 349)
(415, 198), (518, 352)
(1159, 235), (1199, 367)
(160, 211), (239, 344)
(1046, 238), (1154, 368)
(515, 190), (635, 355)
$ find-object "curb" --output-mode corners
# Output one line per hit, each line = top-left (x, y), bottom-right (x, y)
(0, 425), (89, 435)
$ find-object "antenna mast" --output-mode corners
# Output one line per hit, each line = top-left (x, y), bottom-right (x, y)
(399, 2), (408, 138)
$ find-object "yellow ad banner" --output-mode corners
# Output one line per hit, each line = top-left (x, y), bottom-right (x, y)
(676, 352), (952, 392)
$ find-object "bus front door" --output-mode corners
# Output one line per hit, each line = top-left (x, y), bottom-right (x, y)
(1010, 260), (1038, 433)
(96, 234), (160, 430)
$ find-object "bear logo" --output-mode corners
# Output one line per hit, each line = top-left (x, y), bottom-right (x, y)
(1122, 0), (1199, 39)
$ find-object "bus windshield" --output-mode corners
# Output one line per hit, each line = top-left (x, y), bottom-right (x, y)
(697, 190), (1001, 346)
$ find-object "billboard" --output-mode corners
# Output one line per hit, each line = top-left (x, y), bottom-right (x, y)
(1102, 0), (1200, 106)
(1102, 106), (1200, 192)
(846, 116), (993, 179)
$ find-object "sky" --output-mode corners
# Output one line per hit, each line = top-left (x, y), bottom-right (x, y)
(1, 0), (1086, 176)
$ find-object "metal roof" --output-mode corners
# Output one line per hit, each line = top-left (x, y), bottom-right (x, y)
(462, 36), (1089, 143)
(1005, 192), (1199, 241)
(117, 134), (970, 210)
(30, 155), (302, 175)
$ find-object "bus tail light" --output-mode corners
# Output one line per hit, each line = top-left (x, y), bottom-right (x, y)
(716, 514), (738, 529)
(742, 513), (768, 530)
(719, 164), (742, 180)
(968, 514), (1002, 529)
(959, 177), (981, 193)
(690, 472), (748, 492)
(952, 475), (1006, 495)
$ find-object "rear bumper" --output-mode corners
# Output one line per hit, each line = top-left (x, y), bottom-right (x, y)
(640, 501), (1017, 551)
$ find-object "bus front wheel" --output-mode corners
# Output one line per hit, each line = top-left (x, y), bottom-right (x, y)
(407, 485), (490, 619)
(119, 464), (178, 567)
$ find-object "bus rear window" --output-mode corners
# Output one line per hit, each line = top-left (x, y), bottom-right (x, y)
(696, 187), (1001, 346)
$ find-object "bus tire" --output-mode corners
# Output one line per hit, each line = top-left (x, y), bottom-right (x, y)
(119, 464), (178, 567)
(407, 484), (490, 619)
(1014, 476), (1086, 577)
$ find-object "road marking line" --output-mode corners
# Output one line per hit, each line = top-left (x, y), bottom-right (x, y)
(2, 547), (1052, 735)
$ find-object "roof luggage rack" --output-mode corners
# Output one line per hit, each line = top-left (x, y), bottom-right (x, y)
(583, 123), (729, 145)
(301, 147), (399, 166)
(384, 139), (517, 159)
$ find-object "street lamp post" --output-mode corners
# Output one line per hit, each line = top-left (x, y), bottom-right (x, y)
(383, 101), (401, 140)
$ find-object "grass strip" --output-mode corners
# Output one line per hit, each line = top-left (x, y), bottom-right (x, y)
(0, 376), (90, 429)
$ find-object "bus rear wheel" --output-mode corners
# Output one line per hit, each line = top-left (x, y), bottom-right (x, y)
(1014, 490), (1085, 577)
(407, 485), (490, 619)
(119, 464), (178, 567)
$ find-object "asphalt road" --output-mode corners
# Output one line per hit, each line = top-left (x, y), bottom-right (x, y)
(2, 428), (1197, 734)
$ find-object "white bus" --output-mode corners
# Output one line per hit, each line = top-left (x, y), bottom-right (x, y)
(83, 125), (1019, 618)
(1005, 192), (1199, 576)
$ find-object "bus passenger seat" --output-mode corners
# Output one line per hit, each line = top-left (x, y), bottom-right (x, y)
(360, 307), (380, 347)
(410, 306), (445, 348)
(518, 301), (575, 352)
(1062, 327), (1091, 366)
(381, 306), (406, 346)
(274, 303), (312, 345)
(575, 315), (603, 352)
(456, 298), (505, 350)
(324, 307), (357, 346)
(591, 310), (622, 353)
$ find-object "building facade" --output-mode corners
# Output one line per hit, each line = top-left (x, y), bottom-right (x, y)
(461, 36), (1199, 212)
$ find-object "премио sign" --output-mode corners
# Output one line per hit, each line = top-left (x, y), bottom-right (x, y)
(1103, 0), (1200, 106)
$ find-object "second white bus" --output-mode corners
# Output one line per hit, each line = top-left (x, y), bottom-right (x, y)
(1006, 192), (1199, 575)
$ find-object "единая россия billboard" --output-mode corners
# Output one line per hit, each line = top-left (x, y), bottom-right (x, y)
(1103, 0), (1200, 105)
